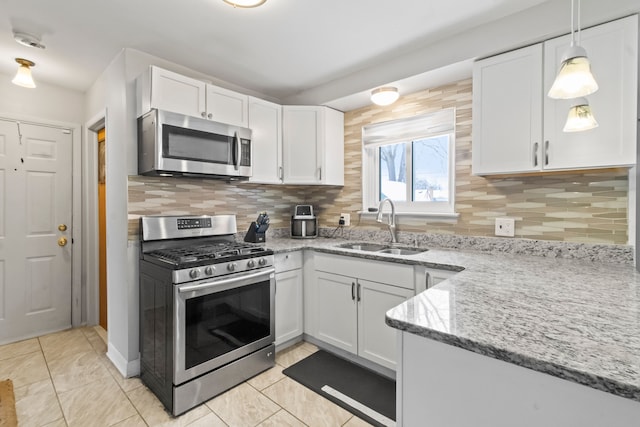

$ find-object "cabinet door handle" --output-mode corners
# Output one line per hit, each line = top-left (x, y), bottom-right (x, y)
(318, 167), (322, 181)
(351, 282), (355, 300)
(201, 112), (206, 118)
(544, 140), (549, 166)
(207, 113), (212, 119)
(279, 166), (283, 180)
(357, 283), (361, 302)
(533, 142), (539, 167)
(426, 272), (433, 289)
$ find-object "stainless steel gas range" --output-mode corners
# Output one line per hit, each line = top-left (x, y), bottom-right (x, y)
(138, 214), (275, 416)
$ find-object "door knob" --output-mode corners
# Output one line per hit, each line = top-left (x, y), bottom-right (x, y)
(58, 237), (67, 247)
(58, 224), (67, 232)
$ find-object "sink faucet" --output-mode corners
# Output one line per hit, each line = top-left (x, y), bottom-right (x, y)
(376, 198), (398, 244)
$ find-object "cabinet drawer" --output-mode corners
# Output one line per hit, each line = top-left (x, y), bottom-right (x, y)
(315, 253), (414, 289)
(275, 251), (303, 273)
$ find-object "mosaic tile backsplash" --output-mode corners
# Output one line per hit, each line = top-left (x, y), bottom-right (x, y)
(128, 78), (629, 245)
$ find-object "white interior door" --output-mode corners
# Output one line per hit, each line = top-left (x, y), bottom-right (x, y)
(0, 119), (73, 344)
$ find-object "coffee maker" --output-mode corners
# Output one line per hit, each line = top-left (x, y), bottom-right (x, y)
(290, 205), (318, 239)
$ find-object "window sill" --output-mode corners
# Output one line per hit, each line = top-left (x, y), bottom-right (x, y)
(357, 211), (460, 221)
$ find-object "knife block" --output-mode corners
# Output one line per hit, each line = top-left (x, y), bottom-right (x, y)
(244, 222), (266, 243)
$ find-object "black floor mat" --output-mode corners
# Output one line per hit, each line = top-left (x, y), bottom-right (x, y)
(283, 350), (395, 427)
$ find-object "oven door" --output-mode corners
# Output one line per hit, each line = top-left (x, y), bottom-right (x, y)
(173, 267), (275, 385)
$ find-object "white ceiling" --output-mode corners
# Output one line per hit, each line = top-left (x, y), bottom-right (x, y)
(0, 0), (637, 110)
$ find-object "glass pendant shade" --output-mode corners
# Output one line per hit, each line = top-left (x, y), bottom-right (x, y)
(371, 87), (399, 106)
(11, 58), (36, 89)
(223, 0), (266, 7)
(563, 97), (598, 132)
(548, 45), (598, 99)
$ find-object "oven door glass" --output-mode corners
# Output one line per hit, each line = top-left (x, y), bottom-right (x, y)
(174, 268), (275, 384)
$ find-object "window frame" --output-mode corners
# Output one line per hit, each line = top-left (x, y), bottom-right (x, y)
(362, 109), (457, 216)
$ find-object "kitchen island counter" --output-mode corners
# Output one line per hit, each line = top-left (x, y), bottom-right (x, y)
(264, 235), (640, 407)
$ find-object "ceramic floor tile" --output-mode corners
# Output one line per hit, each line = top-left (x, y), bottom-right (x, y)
(80, 326), (108, 354)
(276, 344), (315, 368)
(42, 418), (68, 427)
(185, 412), (228, 427)
(0, 350), (50, 388)
(127, 384), (212, 427)
(343, 416), (375, 426)
(57, 376), (137, 427)
(247, 364), (285, 391)
(257, 409), (307, 427)
(0, 338), (41, 361)
(94, 325), (107, 344)
(206, 382), (280, 426)
(14, 378), (63, 427)
(298, 341), (319, 354)
(263, 377), (352, 427)
(111, 414), (148, 427)
(100, 353), (144, 393)
(39, 329), (93, 364)
(47, 350), (112, 393)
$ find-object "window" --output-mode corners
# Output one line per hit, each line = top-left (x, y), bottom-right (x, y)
(362, 108), (456, 215)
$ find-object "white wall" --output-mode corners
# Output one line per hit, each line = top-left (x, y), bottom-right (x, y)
(0, 72), (84, 124)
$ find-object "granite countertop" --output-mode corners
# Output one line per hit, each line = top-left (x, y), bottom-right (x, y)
(264, 235), (640, 402)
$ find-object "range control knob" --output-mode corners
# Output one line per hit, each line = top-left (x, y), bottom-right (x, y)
(204, 266), (215, 276)
(227, 262), (237, 272)
(258, 258), (267, 266)
(189, 269), (200, 279)
(247, 259), (256, 268)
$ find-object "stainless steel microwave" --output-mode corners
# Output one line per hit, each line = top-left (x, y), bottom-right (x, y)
(138, 109), (252, 179)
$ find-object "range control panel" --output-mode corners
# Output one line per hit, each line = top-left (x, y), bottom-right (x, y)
(177, 218), (212, 230)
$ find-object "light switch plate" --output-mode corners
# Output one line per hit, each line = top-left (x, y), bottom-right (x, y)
(495, 217), (515, 237)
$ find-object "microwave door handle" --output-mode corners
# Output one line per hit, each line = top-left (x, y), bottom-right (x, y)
(233, 132), (240, 171)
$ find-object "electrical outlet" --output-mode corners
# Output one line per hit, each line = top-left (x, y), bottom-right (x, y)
(495, 217), (515, 237)
(340, 213), (351, 227)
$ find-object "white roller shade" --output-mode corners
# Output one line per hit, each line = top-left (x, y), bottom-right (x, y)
(362, 108), (455, 147)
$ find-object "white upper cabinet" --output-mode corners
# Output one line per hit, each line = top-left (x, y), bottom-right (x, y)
(248, 97), (283, 184)
(543, 16), (638, 170)
(138, 66), (206, 118)
(137, 66), (249, 127)
(472, 44), (543, 175)
(282, 106), (344, 185)
(205, 85), (249, 128)
(472, 16), (638, 175)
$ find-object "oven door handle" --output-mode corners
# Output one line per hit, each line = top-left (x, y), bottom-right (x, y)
(178, 268), (274, 294)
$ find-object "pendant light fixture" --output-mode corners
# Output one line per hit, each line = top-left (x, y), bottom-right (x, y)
(548, 0), (598, 99)
(11, 58), (36, 88)
(563, 97), (598, 132)
(223, 0), (266, 7)
(371, 87), (399, 106)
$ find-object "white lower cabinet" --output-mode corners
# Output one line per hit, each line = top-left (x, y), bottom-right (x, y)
(275, 252), (303, 346)
(311, 254), (416, 371)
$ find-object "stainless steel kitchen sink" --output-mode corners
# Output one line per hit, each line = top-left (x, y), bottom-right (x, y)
(337, 242), (427, 255)
(378, 247), (426, 255)
(337, 242), (388, 251)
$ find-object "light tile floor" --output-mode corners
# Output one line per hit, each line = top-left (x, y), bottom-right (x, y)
(0, 327), (374, 427)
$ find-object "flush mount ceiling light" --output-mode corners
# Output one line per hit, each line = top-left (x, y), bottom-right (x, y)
(223, 0), (266, 7)
(11, 58), (36, 89)
(563, 97), (598, 132)
(548, 0), (598, 99)
(371, 87), (399, 106)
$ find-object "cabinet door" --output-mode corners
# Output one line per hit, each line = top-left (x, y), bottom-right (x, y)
(358, 279), (414, 370)
(472, 44), (543, 175)
(205, 85), (249, 127)
(275, 269), (303, 345)
(282, 106), (321, 184)
(315, 271), (357, 354)
(320, 107), (345, 186)
(248, 97), (283, 184)
(543, 16), (638, 170)
(150, 66), (207, 118)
